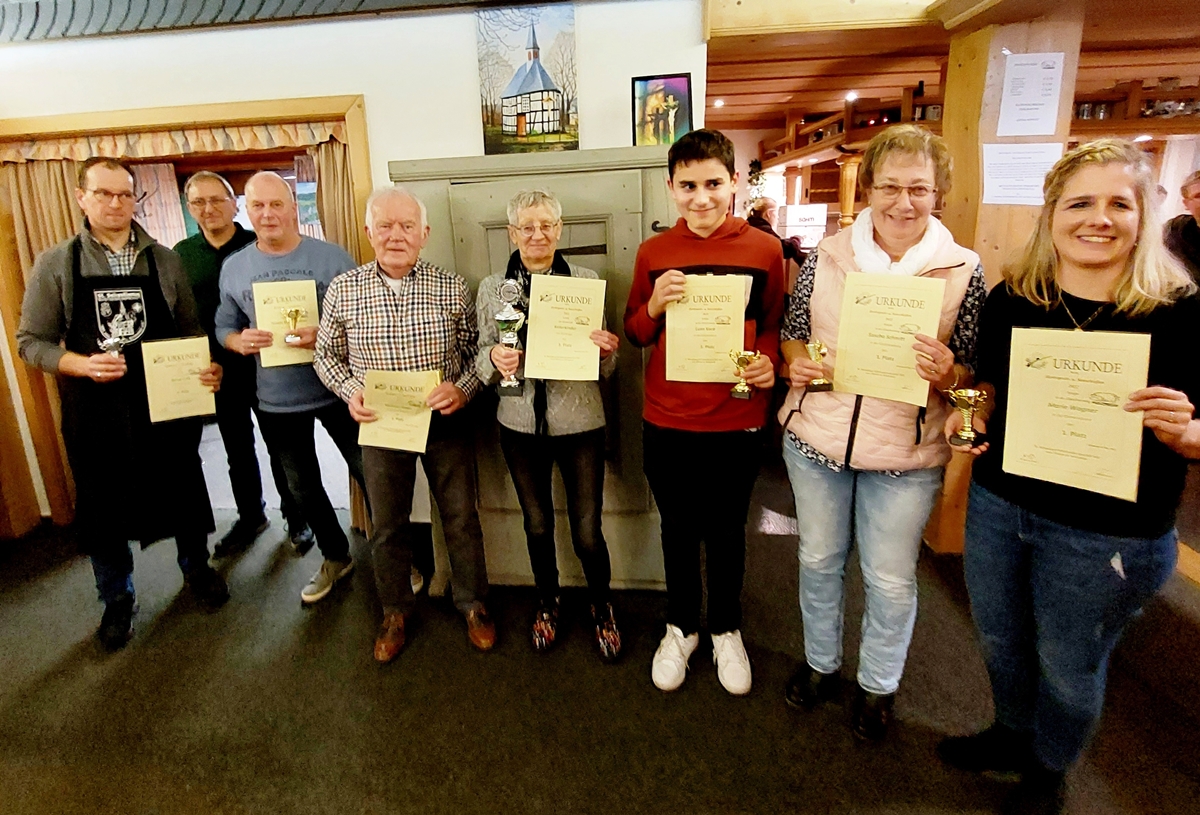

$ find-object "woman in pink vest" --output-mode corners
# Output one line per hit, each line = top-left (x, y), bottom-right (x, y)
(778, 125), (986, 740)
(938, 140), (1197, 814)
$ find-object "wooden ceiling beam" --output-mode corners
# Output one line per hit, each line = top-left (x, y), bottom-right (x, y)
(708, 76), (941, 97)
(708, 56), (943, 81)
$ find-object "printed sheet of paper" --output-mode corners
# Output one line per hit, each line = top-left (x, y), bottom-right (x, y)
(665, 275), (744, 383)
(1003, 328), (1150, 501)
(142, 337), (215, 423)
(996, 52), (1065, 137)
(982, 143), (1064, 206)
(252, 279), (319, 368)
(523, 275), (607, 381)
(358, 370), (441, 453)
(833, 274), (945, 406)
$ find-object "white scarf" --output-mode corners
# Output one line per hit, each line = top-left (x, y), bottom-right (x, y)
(850, 207), (948, 276)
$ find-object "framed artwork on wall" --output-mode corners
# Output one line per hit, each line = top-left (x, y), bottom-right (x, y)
(632, 73), (692, 146)
(477, 4), (578, 155)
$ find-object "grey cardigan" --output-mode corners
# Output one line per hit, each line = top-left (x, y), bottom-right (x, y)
(17, 222), (201, 373)
(474, 262), (617, 436)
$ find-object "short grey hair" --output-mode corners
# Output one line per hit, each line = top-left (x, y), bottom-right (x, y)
(366, 186), (427, 232)
(183, 171), (235, 201)
(507, 189), (562, 226)
(1182, 170), (1200, 197)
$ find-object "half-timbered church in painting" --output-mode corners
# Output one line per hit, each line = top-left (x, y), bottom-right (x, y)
(500, 25), (563, 137)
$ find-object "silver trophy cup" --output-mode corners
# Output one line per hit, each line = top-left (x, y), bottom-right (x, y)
(495, 278), (525, 396)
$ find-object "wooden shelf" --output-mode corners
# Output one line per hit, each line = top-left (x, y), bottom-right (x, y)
(1070, 117), (1200, 138)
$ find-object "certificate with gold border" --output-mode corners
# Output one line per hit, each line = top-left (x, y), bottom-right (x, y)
(358, 370), (441, 453)
(523, 275), (606, 381)
(252, 279), (319, 368)
(1002, 327), (1149, 501)
(833, 273), (945, 406)
(142, 337), (215, 423)
(665, 275), (744, 383)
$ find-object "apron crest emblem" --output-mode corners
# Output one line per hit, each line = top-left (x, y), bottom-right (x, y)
(94, 289), (147, 347)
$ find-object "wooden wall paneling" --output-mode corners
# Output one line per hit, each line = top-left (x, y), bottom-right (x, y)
(929, 0), (1086, 555)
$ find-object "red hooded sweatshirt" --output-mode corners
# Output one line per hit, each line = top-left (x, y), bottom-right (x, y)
(624, 215), (785, 432)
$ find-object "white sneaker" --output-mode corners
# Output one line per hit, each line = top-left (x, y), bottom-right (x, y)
(300, 558), (355, 604)
(712, 630), (752, 695)
(410, 567), (425, 595)
(651, 624), (699, 691)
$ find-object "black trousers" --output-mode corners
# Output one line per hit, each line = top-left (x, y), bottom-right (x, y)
(642, 422), (763, 636)
(362, 410), (488, 616)
(212, 350), (301, 525)
(256, 400), (365, 562)
(499, 425), (611, 607)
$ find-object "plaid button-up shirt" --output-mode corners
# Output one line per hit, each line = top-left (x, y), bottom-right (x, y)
(315, 258), (482, 404)
(85, 229), (138, 276)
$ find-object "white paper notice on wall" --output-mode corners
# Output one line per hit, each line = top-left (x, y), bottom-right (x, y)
(982, 143), (1064, 206)
(996, 52), (1066, 137)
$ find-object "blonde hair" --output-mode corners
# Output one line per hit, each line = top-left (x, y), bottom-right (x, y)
(1004, 138), (1195, 316)
(859, 124), (952, 195)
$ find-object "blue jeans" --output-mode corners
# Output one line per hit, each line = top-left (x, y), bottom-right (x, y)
(90, 533), (210, 605)
(964, 483), (1177, 771)
(782, 440), (943, 695)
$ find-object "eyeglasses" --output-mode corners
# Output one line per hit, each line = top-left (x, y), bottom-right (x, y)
(514, 221), (560, 237)
(87, 188), (136, 204)
(188, 196), (232, 210)
(872, 183), (936, 201)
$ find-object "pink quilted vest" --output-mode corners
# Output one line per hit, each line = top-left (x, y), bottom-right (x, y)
(777, 225), (980, 472)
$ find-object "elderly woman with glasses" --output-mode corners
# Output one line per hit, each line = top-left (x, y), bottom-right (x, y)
(778, 124), (987, 739)
(937, 140), (1198, 814)
(475, 189), (623, 662)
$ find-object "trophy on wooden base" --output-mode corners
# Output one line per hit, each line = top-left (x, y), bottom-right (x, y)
(281, 307), (308, 345)
(729, 350), (761, 400)
(946, 388), (988, 447)
(805, 339), (833, 392)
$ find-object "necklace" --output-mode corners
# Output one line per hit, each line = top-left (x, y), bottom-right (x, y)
(1060, 297), (1107, 331)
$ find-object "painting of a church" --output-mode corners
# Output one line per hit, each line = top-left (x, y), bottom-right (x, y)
(501, 27), (563, 137)
(477, 5), (578, 154)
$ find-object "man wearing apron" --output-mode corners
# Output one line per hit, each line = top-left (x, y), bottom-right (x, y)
(17, 157), (228, 652)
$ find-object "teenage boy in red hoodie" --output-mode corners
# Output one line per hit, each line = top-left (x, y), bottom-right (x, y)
(625, 129), (785, 695)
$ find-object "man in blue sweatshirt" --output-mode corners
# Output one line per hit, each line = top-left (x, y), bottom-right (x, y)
(215, 172), (363, 604)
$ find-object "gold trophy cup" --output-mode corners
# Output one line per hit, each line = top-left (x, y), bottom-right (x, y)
(805, 339), (833, 392)
(946, 388), (988, 447)
(729, 350), (761, 400)
(281, 307), (308, 345)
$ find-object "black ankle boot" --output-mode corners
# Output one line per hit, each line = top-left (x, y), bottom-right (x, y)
(784, 663), (840, 709)
(937, 722), (1033, 776)
(851, 685), (895, 741)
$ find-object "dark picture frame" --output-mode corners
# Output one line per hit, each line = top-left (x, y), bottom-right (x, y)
(632, 73), (693, 146)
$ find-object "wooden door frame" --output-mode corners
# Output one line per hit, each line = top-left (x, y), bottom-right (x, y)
(0, 95), (373, 526)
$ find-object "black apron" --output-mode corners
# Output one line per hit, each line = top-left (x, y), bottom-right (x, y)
(59, 237), (215, 549)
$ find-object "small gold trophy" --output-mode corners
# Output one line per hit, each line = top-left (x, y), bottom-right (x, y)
(729, 350), (761, 400)
(281, 307), (308, 345)
(805, 339), (832, 392)
(946, 388), (988, 447)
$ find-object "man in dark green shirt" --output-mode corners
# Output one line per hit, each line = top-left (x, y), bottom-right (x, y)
(175, 171), (312, 556)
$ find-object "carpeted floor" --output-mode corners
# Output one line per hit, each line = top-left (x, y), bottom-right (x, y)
(1, 457), (1198, 814)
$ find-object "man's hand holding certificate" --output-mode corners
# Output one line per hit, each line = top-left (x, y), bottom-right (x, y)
(142, 336), (218, 423)
(356, 370), (442, 453)
(251, 279), (319, 368)
(1003, 328), (1150, 501)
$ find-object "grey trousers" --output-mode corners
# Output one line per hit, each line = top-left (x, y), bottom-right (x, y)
(362, 411), (488, 616)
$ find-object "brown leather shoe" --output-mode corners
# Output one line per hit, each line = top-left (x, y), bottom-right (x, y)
(465, 606), (496, 652)
(374, 612), (409, 664)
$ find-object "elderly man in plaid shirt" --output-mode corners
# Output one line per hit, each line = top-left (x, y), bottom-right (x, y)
(315, 187), (494, 663)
